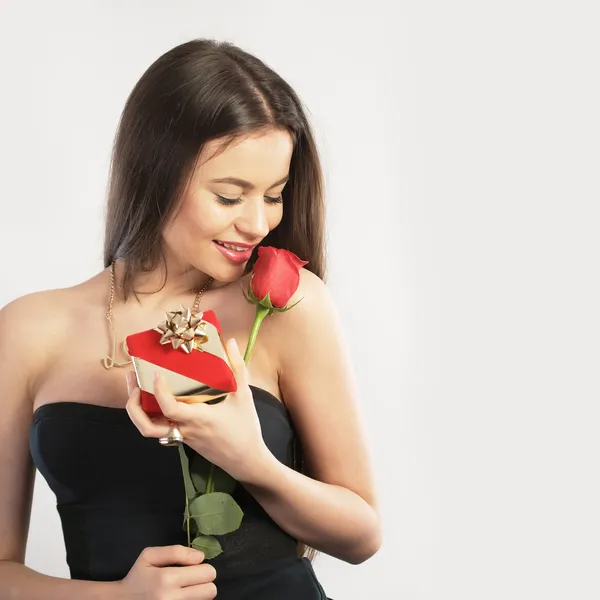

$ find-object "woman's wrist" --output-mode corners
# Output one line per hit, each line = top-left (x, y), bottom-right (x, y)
(99, 581), (129, 600)
(236, 442), (283, 488)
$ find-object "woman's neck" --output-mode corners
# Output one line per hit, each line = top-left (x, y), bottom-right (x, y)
(113, 259), (216, 308)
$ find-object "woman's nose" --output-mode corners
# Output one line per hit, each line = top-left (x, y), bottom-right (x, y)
(235, 198), (270, 239)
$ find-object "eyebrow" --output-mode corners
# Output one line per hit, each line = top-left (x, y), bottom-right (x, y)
(209, 175), (289, 189)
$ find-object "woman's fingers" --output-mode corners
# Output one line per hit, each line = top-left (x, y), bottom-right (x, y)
(225, 338), (249, 391)
(153, 371), (197, 422)
(126, 367), (224, 442)
(125, 372), (171, 438)
(178, 581), (218, 599)
(125, 370), (136, 395)
(139, 545), (204, 567)
(170, 562), (217, 587)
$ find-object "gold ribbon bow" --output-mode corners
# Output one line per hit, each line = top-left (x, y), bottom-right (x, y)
(154, 307), (209, 354)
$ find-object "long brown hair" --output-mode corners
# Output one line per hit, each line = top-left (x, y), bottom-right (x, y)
(104, 39), (326, 301)
(103, 39), (324, 560)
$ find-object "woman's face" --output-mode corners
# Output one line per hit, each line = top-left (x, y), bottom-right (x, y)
(163, 127), (293, 283)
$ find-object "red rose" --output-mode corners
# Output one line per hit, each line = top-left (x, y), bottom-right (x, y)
(242, 246), (308, 363)
(250, 246), (308, 308)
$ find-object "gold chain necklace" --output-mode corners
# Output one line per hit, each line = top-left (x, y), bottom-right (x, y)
(102, 261), (213, 370)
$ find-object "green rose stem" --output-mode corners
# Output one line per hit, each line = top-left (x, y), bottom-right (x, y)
(188, 304), (270, 512)
(184, 487), (191, 547)
(177, 445), (194, 547)
(175, 297), (278, 552)
(205, 463), (215, 494)
(243, 305), (272, 363)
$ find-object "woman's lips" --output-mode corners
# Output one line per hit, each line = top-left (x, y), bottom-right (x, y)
(213, 240), (254, 264)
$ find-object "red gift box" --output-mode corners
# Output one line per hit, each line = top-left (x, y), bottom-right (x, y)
(125, 309), (237, 416)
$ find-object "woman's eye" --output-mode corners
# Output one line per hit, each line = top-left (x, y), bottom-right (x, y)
(216, 194), (283, 206)
(265, 195), (283, 204)
(216, 195), (243, 206)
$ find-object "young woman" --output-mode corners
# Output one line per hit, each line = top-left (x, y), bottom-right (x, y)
(0, 39), (380, 600)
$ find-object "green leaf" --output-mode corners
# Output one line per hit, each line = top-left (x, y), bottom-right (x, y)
(189, 453), (212, 493)
(246, 276), (275, 311)
(191, 535), (223, 559)
(190, 454), (237, 494)
(178, 445), (196, 500)
(189, 515), (198, 538)
(242, 284), (254, 305)
(258, 291), (274, 309)
(273, 296), (304, 312)
(183, 506), (199, 537)
(189, 492), (244, 535)
(211, 467), (237, 494)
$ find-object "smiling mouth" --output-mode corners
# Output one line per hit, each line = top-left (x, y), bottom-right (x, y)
(214, 240), (255, 252)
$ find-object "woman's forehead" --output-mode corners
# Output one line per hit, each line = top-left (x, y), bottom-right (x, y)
(194, 129), (293, 188)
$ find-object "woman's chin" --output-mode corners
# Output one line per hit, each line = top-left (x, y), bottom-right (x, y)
(207, 261), (248, 284)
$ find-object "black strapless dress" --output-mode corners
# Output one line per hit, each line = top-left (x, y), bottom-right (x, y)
(29, 386), (329, 599)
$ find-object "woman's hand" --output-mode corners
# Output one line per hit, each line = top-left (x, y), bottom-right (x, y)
(125, 338), (271, 483)
(118, 545), (216, 599)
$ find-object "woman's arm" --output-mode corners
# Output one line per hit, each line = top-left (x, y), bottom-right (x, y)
(240, 270), (382, 564)
(0, 563), (121, 600)
(126, 270), (382, 564)
(0, 295), (121, 600)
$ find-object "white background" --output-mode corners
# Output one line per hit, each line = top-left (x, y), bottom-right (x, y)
(1, 1), (599, 599)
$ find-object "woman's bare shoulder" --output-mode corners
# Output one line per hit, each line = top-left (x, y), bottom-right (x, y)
(2, 288), (70, 331)
(260, 268), (334, 363)
(270, 268), (333, 328)
(0, 274), (105, 373)
(1, 274), (103, 326)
